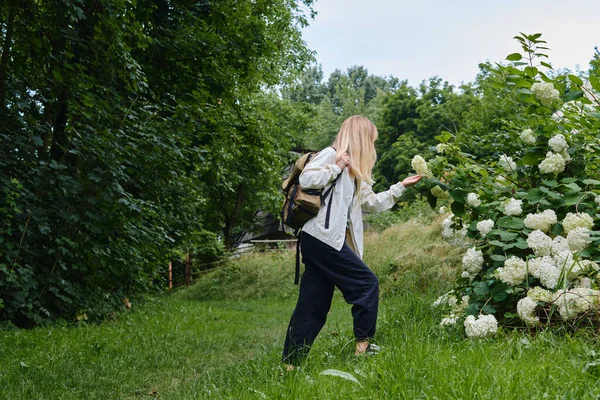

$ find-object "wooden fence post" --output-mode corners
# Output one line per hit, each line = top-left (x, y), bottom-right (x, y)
(185, 253), (191, 286)
(168, 261), (173, 290)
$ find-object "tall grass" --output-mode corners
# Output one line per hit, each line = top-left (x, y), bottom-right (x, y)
(2, 218), (600, 399)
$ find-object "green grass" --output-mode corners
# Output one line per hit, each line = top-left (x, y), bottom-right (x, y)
(2, 218), (600, 399)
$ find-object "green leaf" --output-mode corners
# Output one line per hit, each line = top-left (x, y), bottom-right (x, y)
(451, 201), (465, 216)
(473, 281), (490, 296)
(506, 53), (523, 61)
(590, 75), (600, 92)
(568, 74), (584, 86)
(493, 292), (508, 302)
(464, 303), (480, 316)
(564, 191), (582, 206)
(490, 254), (506, 262)
(521, 152), (544, 166)
(500, 231), (519, 241)
(582, 179), (600, 186)
(497, 217), (524, 230)
(526, 188), (544, 203)
(563, 90), (583, 102)
(542, 180), (558, 187)
(482, 304), (497, 314)
(449, 188), (467, 203)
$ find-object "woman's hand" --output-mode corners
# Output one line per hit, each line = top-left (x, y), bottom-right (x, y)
(401, 175), (422, 187)
(336, 153), (350, 170)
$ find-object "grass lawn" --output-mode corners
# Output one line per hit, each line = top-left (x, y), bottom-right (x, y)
(3, 219), (600, 399)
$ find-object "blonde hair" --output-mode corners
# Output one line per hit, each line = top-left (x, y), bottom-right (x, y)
(331, 115), (378, 186)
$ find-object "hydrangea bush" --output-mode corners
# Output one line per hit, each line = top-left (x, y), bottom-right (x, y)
(417, 33), (600, 338)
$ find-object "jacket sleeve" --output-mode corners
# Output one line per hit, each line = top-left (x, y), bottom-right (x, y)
(360, 180), (405, 213)
(299, 147), (342, 190)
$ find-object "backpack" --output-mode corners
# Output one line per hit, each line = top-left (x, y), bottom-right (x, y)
(281, 149), (338, 284)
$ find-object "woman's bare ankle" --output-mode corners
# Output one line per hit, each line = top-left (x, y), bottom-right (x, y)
(355, 340), (369, 355)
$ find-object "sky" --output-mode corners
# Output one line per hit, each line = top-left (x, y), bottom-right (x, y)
(301, 0), (600, 86)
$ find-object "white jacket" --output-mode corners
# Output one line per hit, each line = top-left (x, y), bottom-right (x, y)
(299, 147), (406, 259)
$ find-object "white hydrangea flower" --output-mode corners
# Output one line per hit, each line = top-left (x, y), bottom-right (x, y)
(411, 155), (432, 178)
(462, 247), (484, 275)
(562, 212), (594, 234)
(441, 214), (470, 246)
(517, 297), (539, 325)
(436, 143), (449, 154)
(531, 81), (560, 106)
(578, 277), (592, 289)
(595, 195), (600, 206)
(559, 149), (571, 162)
(433, 291), (453, 307)
(498, 154), (517, 173)
(476, 219), (494, 237)
(567, 227), (591, 252)
(538, 151), (566, 174)
(496, 256), (528, 286)
(523, 209), (557, 232)
(504, 198), (523, 216)
(520, 128), (536, 145)
(537, 258), (562, 289)
(566, 259), (599, 280)
(553, 250), (575, 272)
(440, 315), (459, 326)
(467, 193), (481, 207)
(548, 134), (568, 153)
(527, 256), (554, 278)
(461, 271), (472, 279)
(527, 286), (554, 302)
(464, 314), (498, 338)
(527, 230), (552, 256)
(551, 236), (570, 255)
(553, 288), (600, 320)
(439, 206), (448, 214)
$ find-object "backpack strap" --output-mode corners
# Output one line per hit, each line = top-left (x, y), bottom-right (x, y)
(321, 174), (339, 229)
(294, 231), (301, 284)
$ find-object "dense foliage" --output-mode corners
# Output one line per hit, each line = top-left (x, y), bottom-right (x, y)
(425, 34), (600, 337)
(0, 0), (314, 325)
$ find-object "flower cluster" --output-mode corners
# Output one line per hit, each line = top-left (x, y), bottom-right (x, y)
(503, 198), (523, 216)
(520, 128), (536, 144)
(531, 81), (560, 106)
(411, 155), (432, 178)
(554, 288), (600, 320)
(467, 193), (481, 207)
(566, 227), (591, 252)
(441, 215), (469, 246)
(548, 134), (568, 153)
(462, 247), (484, 278)
(538, 151), (565, 174)
(562, 212), (594, 234)
(495, 256), (527, 286)
(527, 230), (552, 256)
(523, 209), (557, 232)
(476, 219), (494, 237)
(436, 143), (450, 154)
(517, 297), (539, 326)
(498, 154), (517, 173)
(464, 314), (498, 338)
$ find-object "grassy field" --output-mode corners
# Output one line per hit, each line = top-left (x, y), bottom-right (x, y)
(3, 217), (600, 399)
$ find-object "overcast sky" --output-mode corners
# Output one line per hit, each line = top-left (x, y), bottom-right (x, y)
(301, 0), (600, 86)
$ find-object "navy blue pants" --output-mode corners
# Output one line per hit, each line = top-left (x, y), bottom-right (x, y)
(282, 231), (379, 365)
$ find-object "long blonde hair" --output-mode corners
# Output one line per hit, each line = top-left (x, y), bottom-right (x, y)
(331, 115), (378, 186)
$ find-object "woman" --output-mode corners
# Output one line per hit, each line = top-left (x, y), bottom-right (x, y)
(282, 115), (422, 369)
